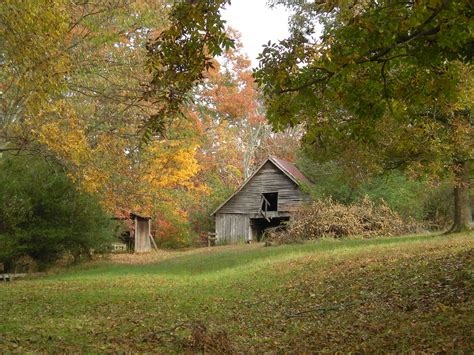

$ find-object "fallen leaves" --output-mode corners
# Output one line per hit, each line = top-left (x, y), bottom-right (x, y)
(0, 233), (472, 352)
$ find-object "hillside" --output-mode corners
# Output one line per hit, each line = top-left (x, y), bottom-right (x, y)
(0, 233), (473, 352)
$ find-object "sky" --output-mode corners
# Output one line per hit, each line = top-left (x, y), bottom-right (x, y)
(222, 1), (291, 67)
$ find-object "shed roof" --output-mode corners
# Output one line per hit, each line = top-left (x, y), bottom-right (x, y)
(211, 156), (312, 216)
(114, 210), (151, 220)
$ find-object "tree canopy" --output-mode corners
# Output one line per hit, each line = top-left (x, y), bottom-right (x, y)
(255, 0), (473, 230)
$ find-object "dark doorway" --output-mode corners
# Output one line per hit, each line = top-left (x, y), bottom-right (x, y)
(251, 216), (289, 242)
(261, 192), (278, 211)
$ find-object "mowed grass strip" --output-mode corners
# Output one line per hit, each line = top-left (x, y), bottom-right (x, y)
(0, 233), (472, 352)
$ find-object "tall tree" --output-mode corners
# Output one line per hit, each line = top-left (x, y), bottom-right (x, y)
(195, 31), (303, 183)
(0, 0), (204, 219)
(256, 0), (473, 231)
(173, 32), (304, 240)
(145, 0), (234, 136)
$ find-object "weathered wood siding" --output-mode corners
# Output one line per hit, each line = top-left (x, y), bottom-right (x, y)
(216, 214), (250, 243)
(135, 218), (151, 252)
(218, 161), (310, 214)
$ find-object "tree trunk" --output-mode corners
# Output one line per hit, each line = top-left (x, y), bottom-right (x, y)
(450, 160), (473, 232)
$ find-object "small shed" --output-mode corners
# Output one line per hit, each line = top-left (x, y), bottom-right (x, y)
(116, 212), (156, 252)
(211, 156), (312, 243)
(132, 213), (153, 252)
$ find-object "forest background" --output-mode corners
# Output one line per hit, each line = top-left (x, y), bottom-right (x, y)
(0, 0), (471, 270)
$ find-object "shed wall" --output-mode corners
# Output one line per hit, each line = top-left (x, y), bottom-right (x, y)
(216, 214), (250, 243)
(135, 218), (151, 252)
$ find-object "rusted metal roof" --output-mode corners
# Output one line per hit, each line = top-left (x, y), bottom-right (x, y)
(270, 156), (313, 185)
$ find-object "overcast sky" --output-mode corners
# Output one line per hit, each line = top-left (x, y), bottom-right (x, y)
(222, 1), (291, 67)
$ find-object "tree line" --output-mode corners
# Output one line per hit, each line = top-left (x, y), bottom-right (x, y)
(0, 0), (471, 270)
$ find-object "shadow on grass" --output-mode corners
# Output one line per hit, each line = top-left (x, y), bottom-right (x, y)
(45, 233), (446, 281)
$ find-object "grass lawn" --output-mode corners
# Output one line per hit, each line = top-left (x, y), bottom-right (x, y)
(0, 232), (473, 352)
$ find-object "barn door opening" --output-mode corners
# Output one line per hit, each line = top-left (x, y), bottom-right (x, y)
(261, 192), (278, 211)
(250, 216), (289, 242)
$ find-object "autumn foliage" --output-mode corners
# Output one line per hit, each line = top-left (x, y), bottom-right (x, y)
(0, 0), (204, 243)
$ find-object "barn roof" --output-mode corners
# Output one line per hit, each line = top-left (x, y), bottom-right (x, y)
(270, 156), (312, 185)
(211, 156), (312, 216)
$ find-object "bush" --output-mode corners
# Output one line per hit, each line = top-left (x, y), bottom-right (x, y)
(0, 155), (116, 271)
(297, 155), (455, 228)
(151, 200), (200, 249)
(148, 174), (235, 249)
(265, 197), (423, 246)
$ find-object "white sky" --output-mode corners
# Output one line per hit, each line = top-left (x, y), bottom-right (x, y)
(222, 1), (291, 67)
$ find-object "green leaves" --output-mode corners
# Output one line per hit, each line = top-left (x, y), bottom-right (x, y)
(0, 154), (116, 271)
(145, 0), (234, 135)
(255, 0), (473, 177)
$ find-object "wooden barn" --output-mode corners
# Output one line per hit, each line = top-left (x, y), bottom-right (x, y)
(211, 156), (312, 243)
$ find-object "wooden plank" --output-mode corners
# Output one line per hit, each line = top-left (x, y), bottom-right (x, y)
(149, 234), (158, 251)
(134, 216), (139, 252)
(216, 213), (250, 243)
(219, 161), (309, 214)
(135, 218), (151, 252)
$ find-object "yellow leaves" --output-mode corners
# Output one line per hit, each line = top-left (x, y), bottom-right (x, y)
(0, 0), (207, 231)
(1, 0), (71, 100)
(325, 51), (332, 63)
(37, 120), (89, 166)
(142, 140), (201, 190)
(437, 303), (450, 313)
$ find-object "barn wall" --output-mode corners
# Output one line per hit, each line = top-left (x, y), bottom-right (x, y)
(135, 218), (151, 252)
(216, 214), (250, 243)
(219, 161), (310, 214)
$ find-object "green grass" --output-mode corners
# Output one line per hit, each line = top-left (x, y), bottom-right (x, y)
(0, 232), (473, 352)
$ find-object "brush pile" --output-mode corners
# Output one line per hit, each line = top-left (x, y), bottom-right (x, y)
(265, 197), (422, 245)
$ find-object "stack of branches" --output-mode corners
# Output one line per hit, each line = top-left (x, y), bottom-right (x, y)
(265, 197), (422, 246)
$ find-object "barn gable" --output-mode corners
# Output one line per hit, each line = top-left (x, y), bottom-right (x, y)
(212, 156), (312, 216)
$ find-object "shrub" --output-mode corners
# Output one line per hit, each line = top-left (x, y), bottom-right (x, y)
(152, 202), (199, 249)
(265, 197), (423, 246)
(188, 175), (236, 239)
(298, 156), (456, 228)
(0, 155), (117, 271)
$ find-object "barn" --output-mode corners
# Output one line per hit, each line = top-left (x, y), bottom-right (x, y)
(211, 156), (312, 243)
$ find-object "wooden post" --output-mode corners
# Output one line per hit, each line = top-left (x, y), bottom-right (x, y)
(149, 234), (158, 251)
(248, 222), (253, 243)
(148, 219), (158, 250)
(134, 216), (138, 252)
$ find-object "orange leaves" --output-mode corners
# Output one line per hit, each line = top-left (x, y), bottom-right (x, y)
(204, 65), (259, 123)
(195, 30), (304, 189)
(33, 107), (203, 219)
